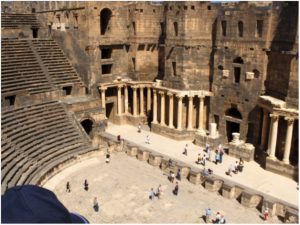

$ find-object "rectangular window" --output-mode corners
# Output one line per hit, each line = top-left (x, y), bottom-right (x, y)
(172, 61), (177, 76)
(174, 22), (178, 36)
(234, 67), (241, 83)
(221, 20), (227, 36)
(4, 95), (16, 106)
(214, 115), (219, 129)
(256, 20), (263, 38)
(238, 21), (243, 37)
(63, 86), (72, 95)
(101, 48), (112, 59)
(132, 22), (136, 35)
(132, 58), (136, 70)
(102, 64), (112, 74)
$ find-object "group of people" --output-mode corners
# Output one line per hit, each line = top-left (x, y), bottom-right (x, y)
(149, 184), (162, 200)
(226, 158), (244, 176)
(205, 208), (226, 224)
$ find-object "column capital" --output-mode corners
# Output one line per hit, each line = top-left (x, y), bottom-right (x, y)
(117, 84), (123, 89)
(131, 85), (138, 90)
(176, 95), (183, 100)
(284, 117), (295, 125)
(167, 92), (174, 97)
(262, 108), (269, 114)
(139, 85), (145, 89)
(158, 91), (165, 96)
(153, 89), (157, 94)
(197, 95), (205, 99)
(270, 114), (279, 121)
(100, 86), (107, 91)
(188, 95), (194, 100)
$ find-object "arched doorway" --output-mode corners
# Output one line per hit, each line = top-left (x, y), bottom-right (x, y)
(225, 107), (242, 142)
(81, 119), (94, 136)
(100, 8), (112, 35)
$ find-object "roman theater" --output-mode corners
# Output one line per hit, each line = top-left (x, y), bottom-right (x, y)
(1, 1), (299, 223)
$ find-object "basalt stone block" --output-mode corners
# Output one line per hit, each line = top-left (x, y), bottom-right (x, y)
(177, 163), (191, 178)
(127, 146), (138, 157)
(188, 169), (204, 185)
(241, 191), (263, 208)
(221, 183), (235, 199)
(275, 202), (286, 217)
(284, 207), (298, 223)
(137, 149), (150, 161)
(233, 186), (244, 199)
(160, 158), (170, 170)
(205, 177), (224, 192)
(148, 153), (162, 167)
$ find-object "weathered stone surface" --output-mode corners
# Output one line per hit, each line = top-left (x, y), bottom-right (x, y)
(137, 149), (150, 161)
(241, 191), (263, 208)
(148, 153), (162, 167)
(204, 177), (224, 192)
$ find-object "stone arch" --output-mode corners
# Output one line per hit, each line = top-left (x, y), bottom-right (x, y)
(225, 107), (243, 142)
(100, 8), (112, 35)
(80, 117), (95, 136)
(225, 107), (242, 119)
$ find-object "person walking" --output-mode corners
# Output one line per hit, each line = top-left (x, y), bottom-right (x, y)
(149, 188), (155, 200)
(66, 181), (71, 193)
(84, 179), (89, 191)
(173, 182), (179, 196)
(176, 169), (181, 181)
(106, 152), (110, 163)
(93, 197), (99, 212)
(207, 147), (211, 161)
(197, 153), (202, 164)
(155, 184), (162, 199)
(183, 144), (188, 156)
(218, 144), (224, 164)
(205, 208), (212, 223)
(138, 123), (141, 133)
(201, 153), (206, 166)
(238, 158), (244, 172)
(263, 207), (269, 221)
(145, 135), (151, 144)
(215, 151), (220, 165)
(205, 143), (210, 152)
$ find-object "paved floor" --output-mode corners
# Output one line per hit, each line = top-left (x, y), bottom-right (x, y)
(106, 123), (298, 207)
(44, 153), (282, 223)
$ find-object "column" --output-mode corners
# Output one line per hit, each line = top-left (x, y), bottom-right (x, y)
(198, 96), (205, 133)
(168, 93), (174, 128)
(283, 117), (294, 164)
(177, 95), (183, 130)
(160, 91), (166, 126)
(100, 87), (107, 116)
(139, 86), (145, 116)
(267, 114), (279, 159)
(152, 90), (158, 123)
(117, 85), (122, 116)
(132, 86), (137, 116)
(147, 87), (151, 113)
(260, 109), (269, 150)
(124, 85), (129, 114)
(187, 96), (194, 130)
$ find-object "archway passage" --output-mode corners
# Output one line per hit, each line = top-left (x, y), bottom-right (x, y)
(226, 121), (240, 142)
(100, 8), (112, 35)
(226, 107), (242, 119)
(81, 119), (93, 136)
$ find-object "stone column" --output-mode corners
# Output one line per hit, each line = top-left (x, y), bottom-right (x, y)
(168, 92), (174, 128)
(177, 95), (183, 130)
(159, 91), (166, 126)
(132, 86), (138, 116)
(198, 96), (205, 133)
(260, 109), (269, 150)
(147, 87), (151, 113)
(100, 87), (107, 116)
(139, 86), (145, 116)
(152, 89), (158, 123)
(124, 85), (129, 114)
(187, 96), (194, 130)
(283, 117), (294, 164)
(117, 85), (122, 116)
(267, 114), (279, 159)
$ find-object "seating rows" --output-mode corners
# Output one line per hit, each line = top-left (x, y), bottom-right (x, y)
(32, 39), (84, 86)
(1, 40), (54, 95)
(1, 101), (94, 194)
(1, 14), (40, 28)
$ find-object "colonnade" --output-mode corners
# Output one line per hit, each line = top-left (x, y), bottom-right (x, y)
(260, 109), (296, 164)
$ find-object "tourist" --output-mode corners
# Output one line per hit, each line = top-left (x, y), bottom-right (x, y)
(220, 214), (226, 224)
(207, 147), (211, 161)
(205, 142), (210, 152)
(238, 158), (244, 172)
(183, 144), (188, 156)
(145, 135), (151, 144)
(213, 212), (221, 224)
(197, 153), (202, 164)
(205, 207), (212, 223)
(173, 182), (179, 196)
(66, 181), (71, 193)
(176, 169), (181, 181)
(84, 179), (89, 191)
(117, 135), (121, 142)
(263, 207), (269, 221)
(215, 150), (220, 165)
(201, 153), (206, 166)
(169, 171), (175, 183)
(106, 152), (110, 163)
(233, 161), (239, 174)
(202, 167), (209, 177)
(218, 144), (224, 164)
(226, 164), (235, 177)
(149, 188), (155, 200)
(93, 197), (99, 212)
(138, 123), (141, 133)
(155, 184), (162, 199)
(168, 159), (173, 168)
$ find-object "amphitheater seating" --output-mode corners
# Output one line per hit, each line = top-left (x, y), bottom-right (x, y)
(1, 39), (54, 95)
(1, 13), (40, 29)
(1, 101), (95, 194)
(31, 39), (84, 86)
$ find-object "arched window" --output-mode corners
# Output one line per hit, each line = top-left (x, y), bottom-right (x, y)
(173, 22), (178, 36)
(100, 8), (112, 35)
(225, 107), (242, 119)
(81, 119), (94, 135)
(238, 21), (243, 37)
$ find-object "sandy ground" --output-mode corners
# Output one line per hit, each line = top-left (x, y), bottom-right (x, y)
(44, 153), (282, 224)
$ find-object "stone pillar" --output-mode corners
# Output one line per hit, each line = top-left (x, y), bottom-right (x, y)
(117, 85), (122, 116)
(100, 87), (107, 116)
(124, 85), (129, 114)
(147, 87), (151, 113)
(132, 86), (138, 116)
(260, 109), (269, 150)
(283, 117), (294, 164)
(177, 95), (183, 130)
(267, 114), (279, 159)
(159, 91), (166, 126)
(152, 89), (158, 123)
(188, 96), (194, 130)
(139, 86), (145, 116)
(198, 96), (205, 133)
(209, 123), (218, 137)
(231, 133), (240, 145)
(168, 92), (174, 128)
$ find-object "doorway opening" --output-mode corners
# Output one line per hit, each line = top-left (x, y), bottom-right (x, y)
(226, 121), (240, 142)
(81, 119), (93, 136)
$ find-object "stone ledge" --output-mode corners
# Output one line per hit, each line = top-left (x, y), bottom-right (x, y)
(265, 157), (298, 180)
(151, 123), (195, 141)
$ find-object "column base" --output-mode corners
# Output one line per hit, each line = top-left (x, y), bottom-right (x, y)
(282, 159), (290, 164)
(268, 155), (277, 160)
(197, 129), (206, 135)
(168, 125), (175, 129)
